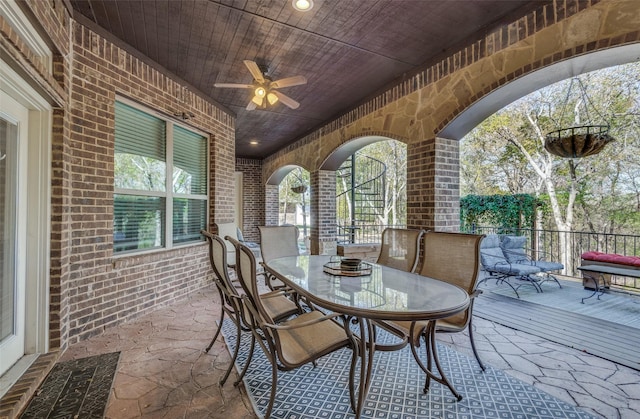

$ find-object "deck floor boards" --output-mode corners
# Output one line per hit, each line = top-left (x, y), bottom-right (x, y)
(474, 290), (640, 370)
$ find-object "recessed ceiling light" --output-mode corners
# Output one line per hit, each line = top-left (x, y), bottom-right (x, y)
(292, 0), (314, 12)
(249, 140), (259, 145)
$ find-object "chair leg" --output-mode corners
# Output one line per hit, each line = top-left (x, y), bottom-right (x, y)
(264, 361), (279, 419)
(347, 339), (359, 413)
(205, 308), (225, 352)
(542, 272), (562, 289)
(220, 318), (242, 385)
(468, 319), (486, 372)
(234, 333), (256, 386)
(425, 322), (463, 401)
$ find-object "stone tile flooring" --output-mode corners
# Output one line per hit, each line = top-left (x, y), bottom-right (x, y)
(59, 284), (640, 419)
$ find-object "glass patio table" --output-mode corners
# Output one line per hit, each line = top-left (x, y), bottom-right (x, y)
(263, 255), (470, 418)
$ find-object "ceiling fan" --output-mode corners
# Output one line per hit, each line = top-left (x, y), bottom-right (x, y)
(214, 60), (307, 110)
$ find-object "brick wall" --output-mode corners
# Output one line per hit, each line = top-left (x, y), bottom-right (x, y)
(235, 158), (264, 242)
(48, 21), (235, 347)
(310, 170), (337, 255)
(9, 0), (237, 350)
(433, 138), (460, 231)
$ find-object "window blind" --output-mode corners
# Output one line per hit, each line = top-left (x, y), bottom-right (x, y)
(115, 101), (166, 160)
(173, 125), (207, 195)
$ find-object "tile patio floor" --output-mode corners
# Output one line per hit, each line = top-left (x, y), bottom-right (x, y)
(59, 283), (640, 419)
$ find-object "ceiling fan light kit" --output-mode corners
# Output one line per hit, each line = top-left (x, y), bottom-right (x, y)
(214, 60), (306, 111)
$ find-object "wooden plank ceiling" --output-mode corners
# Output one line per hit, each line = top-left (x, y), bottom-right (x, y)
(70, 0), (544, 159)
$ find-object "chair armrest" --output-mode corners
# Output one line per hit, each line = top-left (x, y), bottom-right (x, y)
(501, 248), (534, 265)
(264, 312), (345, 331)
(470, 289), (483, 298)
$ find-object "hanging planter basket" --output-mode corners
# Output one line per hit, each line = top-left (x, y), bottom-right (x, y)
(544, 125), (614, 158)
(291, 185), (308, 194)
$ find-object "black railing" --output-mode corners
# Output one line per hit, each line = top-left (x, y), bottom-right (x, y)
(464, 225), (640, 289)
(336, 222), (640, 289)
(336, 224), (405, 245)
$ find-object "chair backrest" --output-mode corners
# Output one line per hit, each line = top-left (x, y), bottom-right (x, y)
(258, 225), (300, 263)
(201, 230), (240, 309)
(500, 235), (528, 263)
(231, 236), (276, 328)
(376, 228), (424, 273)
(214, 222), (240, 264)
(479, 234), (508, 268)
(419, 231), (485, 328)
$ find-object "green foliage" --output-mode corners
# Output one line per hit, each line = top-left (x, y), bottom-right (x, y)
(460, 194), (543, 232)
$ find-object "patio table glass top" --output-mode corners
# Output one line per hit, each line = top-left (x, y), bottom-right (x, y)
(264, 255), (470, 321)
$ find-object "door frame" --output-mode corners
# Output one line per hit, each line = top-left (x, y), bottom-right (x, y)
(0, 59), (52, 378)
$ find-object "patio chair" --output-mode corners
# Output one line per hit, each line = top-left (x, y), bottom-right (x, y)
(377, 232), (487, 395)
(213, 222), (241, 268)
(500, 235), (563, 289)
(201, 230), (301, 386)
(231, 238), (358, 419)
(376, 227), (425, 273)
(478, 234), (543, 297)
(258, 225), (301, 290)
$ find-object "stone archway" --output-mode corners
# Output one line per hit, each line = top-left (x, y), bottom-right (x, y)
(262, 0), (640, 234)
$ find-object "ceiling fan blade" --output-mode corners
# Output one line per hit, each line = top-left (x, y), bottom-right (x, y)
(272, 90), (300, 109)
(243, 60), (265, 83)
(246, 100), (257, 111)
(270, 75), (307, 89)
(214, 83), (254, 89)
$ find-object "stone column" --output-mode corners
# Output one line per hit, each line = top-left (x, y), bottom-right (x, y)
(309, 170), (337, 255)
(407, 137), (460, 231)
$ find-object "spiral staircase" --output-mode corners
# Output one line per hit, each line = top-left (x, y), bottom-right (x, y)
(336, 153), (387, 244)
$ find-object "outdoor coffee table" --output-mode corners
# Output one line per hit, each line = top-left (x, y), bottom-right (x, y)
(264, 255), (470, 419)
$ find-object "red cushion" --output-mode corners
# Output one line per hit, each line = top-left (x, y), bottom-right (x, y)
(581, 251), (640, 266)
(616, 255), (640, 267)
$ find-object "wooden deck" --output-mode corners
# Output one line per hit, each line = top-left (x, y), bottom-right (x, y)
(474, 278), (640, 371)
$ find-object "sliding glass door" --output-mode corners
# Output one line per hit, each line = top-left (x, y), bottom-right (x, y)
(0, 94), (28, 376)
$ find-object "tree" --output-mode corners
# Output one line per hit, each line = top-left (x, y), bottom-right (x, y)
(279, 168), (310, 237)
(461, 62), (640, 267)
(360, 140), (407, 226)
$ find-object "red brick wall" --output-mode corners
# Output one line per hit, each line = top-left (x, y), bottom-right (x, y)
(235, 158), (264, 242)
(52, 21), (236, 347)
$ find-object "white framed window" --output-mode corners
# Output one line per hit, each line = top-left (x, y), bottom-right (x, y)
(113, 98), (208, 254)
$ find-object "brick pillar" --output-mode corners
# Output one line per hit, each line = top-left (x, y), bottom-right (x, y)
(310, 170), (337, 255)
(265, 184), (279, 226)
(407, 137), (460, 231)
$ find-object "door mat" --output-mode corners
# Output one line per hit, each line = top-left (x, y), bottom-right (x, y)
(19, 352), (120, 419)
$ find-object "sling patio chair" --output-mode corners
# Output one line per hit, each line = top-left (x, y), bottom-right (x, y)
(376, 227), (426, 273)
(376, 231), (487, 397)
(500, 235), (563, 290)
(231, 238), (359, 419)
(258, 225), (301, 290)
(201, 230), (302, 386)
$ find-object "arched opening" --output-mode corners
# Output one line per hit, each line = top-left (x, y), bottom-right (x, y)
(278, 167), (310, 251)
(326, 138), (408, 244)
(460, 60), (640, 286)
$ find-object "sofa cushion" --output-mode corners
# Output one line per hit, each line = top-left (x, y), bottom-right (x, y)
(533, 260), (564, 272)
(480, 234), (501, 249)
(500, 235), (528, 263)
(489, 263), (541, 276)
(581, 251), (640, 267)
(480, 235), (507, 267)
